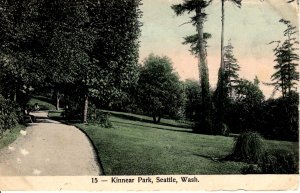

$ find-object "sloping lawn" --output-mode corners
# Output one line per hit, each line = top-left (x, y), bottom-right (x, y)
(27, 97), (56, 110)
(75, 113), (297, 175)
(49, 110), (298, 175)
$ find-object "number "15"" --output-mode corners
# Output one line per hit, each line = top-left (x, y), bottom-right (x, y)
(92, 177), (98, 183)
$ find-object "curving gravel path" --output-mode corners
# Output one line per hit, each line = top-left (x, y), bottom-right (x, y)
(0, 111), (102, 176)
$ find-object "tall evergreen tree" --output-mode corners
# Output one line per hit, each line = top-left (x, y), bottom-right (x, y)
(269, 19), (299, 98)
(171, 0), (214, 134)
(214, 40), (240, 134)
(219, 0), (241, 71)
(214, 0), (242, 134)
(265, 19), (299, 141)
(223, 41), (240, 98)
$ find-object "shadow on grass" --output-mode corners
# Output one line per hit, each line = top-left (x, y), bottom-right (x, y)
(35, 119), (61, 124)
(110, 112), (192, 130)
(49, 116), (82, 125)
(50, 114), (193, 134)
(111, 120), (194, 134)
(32, 95), (55, 105)
(192, 153), (226, 162)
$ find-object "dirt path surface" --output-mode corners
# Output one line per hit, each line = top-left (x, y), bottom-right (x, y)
(0, 111), (101, 176)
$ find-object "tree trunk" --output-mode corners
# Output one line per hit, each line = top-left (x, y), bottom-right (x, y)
(153, 115), (161, 123)
(196, 6), (213, 134)
(215, 0), (226, 135)
(13, 89), (17, 102)
(83, 95), (88, 123)
(13, 81), (17, 102)
(287, 32), (291, 96)
(56, 91), (60, 110)
(157, 115), (161, 123)
(220, 0), (225, 70)
(153, 115), (157, 123)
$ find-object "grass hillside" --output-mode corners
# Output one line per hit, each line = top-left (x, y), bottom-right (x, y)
(74, 112), (299, 175)
(27, 96), (56, 110)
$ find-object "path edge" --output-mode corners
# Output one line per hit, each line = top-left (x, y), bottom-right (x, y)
(48, 118), (105, 176)
(73, 124), (106, 176)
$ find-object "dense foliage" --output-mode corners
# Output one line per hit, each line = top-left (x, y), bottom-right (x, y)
(137, 54), (184, 123)
(214, 41), (241, 134)
(260, 92), (299, 141)
(183, 79), (201, 121)
(228, 131), (265, 164)
(0, 95), (18, 136)
(0, 0), (142, 122)
(87, 105), (112, 128)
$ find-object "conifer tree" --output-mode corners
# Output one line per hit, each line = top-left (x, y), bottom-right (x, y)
(269, 19), (299, 98)
(214, 40), (240, 134)
(223, 41), (240, 98)
(171, 0), (214, 134)
(214, 0), (242, 134)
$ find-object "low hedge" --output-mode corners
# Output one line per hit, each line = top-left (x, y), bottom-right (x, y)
(0, 95), (18, 137)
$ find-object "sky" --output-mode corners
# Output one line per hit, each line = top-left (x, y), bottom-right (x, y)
(138, 0), (299, 98)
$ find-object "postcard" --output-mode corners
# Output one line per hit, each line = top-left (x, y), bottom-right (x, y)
(0, 0), (298, 191)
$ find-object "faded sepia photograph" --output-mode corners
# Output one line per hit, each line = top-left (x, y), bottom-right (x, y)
(0, 0), (299, 190)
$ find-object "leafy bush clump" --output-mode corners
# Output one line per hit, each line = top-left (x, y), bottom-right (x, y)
(241, 149), (298, 174)
(88, 107), (112, 128)
(0, 95), (18, 136)
(260, 149), (298, 174)
(229, 131), (265, 164)
(241, 164), (262, 174)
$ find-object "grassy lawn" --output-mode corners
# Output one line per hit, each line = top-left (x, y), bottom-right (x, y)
(48, 110), (64, 118)
(46, 107), (299, 175)
(0, 124), (25, 150)
(73, 112), (298, 175)
(105, 110), (193, 129)
(27, 97), (56, 110)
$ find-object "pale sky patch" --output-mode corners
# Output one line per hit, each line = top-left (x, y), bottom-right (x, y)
(139, 0), (299, 98)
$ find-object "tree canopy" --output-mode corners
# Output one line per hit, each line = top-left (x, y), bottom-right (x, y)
(137, 54), (184, 123)
(0, 0), (142, 122)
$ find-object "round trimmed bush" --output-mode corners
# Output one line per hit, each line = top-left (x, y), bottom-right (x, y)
(229, 131), (265, 164)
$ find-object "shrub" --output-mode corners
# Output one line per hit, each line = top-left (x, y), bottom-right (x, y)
(0, 95), (18, 136)
(241, 164), (262, 174)
(260, 149), (298, 174)
(229, 131), (265, 164)
(88, 106), (112, 128)
(241, 149), (298, 174)
(64, 95), (83, 120)
(260, 93), (299, 142)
